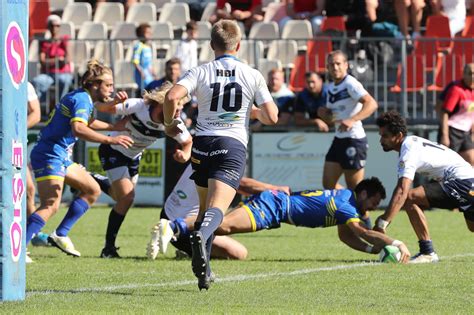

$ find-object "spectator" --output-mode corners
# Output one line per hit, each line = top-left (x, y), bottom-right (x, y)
(279, 0), (326, 34)
(32, 14), (73, 104)
(132, 23), (156, 92)
(430, 0), (472, 37)
(145, 58), (182, 91)
(393, 0), (426, 39)
(174, 21), (199, 73)
(324, 0), (377, 35)
(294, 72), (329, 131)
(267, 68), (294, 125)
(209, 0), (264, 33)
(437, 63), (474, 165)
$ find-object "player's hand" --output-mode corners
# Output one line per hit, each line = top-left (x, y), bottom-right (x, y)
(110, 135), (134, 148)
(276, 185), (291, 195)
(112, 117), (130, 131)
(250, 105), (260, 120)
(397, 242), (411, 264)
(173, 149), (190, 163)
(316, 119), (329, 132)
(374, 215), (389, 234)
(337, 118), (355, 132)
(164, 119), (183, 137)
(114, 91), (128, 104)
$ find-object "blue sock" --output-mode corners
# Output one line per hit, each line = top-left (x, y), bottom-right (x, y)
(26, 213), (46, 244)
(419, 240), (435, 254)
(199, 207), (224, 242)
(56, 198), (89, 237)
(173, 218), (189, 237)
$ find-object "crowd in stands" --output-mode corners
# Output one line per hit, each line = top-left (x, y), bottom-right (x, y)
(28, 0), (474, 133)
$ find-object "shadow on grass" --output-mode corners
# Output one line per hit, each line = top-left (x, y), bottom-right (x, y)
(247, 257), (373, 263)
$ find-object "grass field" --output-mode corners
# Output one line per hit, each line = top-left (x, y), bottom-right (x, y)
(1, 206), (473, 313)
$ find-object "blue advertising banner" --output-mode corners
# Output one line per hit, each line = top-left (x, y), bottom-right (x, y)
(0, 0), (28, 301)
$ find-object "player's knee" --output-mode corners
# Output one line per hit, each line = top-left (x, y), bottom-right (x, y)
(26, 184), (35, 200)
(81, 182), (102, 203)
(116, 190), (135, 208)
(226, 246), (248, 260)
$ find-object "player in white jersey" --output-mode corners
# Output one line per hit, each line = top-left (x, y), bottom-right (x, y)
(163, 19), (279, 290)
(146, 163), (290, 260)
(318, 50), (378, 190)
(95, 83), (192, 258)
(374, 111), (474, 263)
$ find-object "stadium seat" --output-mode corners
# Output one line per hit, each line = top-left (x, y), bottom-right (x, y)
(70, 40), (91, 75)
(198, 41), (214, 65)
(114, 60), (139, 92)
(288, 54), (307, 92)
(77, 22), (107, 40)
(29, 0), (50, 38)
(143, 0), (174, 13)
(248, 21), (279, 40)
(93, 40), (124, 67)
(281, 20), (312, 50)
(126, 3), (157, 24)
(164, 39), (182, 59)
(391, 54), (426, 92)
(267, 39), (298, 69)
(320, 16), (346, 33)
(196, 21), (212, 40)
(49, 0), (73, 15)
(153, 59), (167, 79)
(263, 3), (286, 24)
(425, 14), (452, 51)
(200, 2), (217, 22)
(110, 22), (138, 41)
(158, 3), (191, 32)
(413, 37), (439, 71)
(62, 2), (93, 32)
(237, 40), (265, 67)
(428, 53), (463, 91)
(307, 38), (333, 73)
(93, 2), (125, 32)
(258, 59), (282, 78)
(452, 37), (474, 64)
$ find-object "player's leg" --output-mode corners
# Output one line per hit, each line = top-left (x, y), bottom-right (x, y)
(216, 206), (255, 235)
(322, 161), (344, 189)
(405, 183), (441, 263)
(26, 166), (36, 217)
(210, 236), (248, 260)
(341, 137), (368, 190)
(464, 212), (474, 232)
(343, 168), (365, 190)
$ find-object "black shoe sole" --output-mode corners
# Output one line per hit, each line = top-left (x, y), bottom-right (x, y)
(190, 231), (210, 290)
(47, 236), (80, 257)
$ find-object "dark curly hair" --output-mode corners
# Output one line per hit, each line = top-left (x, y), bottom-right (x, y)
(375, 110), (408, 137)
(354, 177), (386, 199)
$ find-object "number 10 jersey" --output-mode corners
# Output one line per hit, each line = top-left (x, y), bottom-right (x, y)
(177, 55), (273, 147)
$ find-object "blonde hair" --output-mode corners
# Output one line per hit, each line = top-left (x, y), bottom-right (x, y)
(81, 59), (112, 88)
(211, 20), (241, 52)
(143, 82), (190, 107)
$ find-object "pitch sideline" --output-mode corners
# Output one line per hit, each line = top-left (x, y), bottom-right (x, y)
(28, 253), (474, 296)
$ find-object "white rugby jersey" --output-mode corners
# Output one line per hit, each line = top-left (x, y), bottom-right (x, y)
(326, 75), (368, 139)
(397, 136), (474, 181)
(110, 98), (191, 159)
(164, 164), (199, 220)
(177, 55), (273, 147)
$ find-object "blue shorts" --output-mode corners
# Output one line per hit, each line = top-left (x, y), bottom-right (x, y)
(98, 144), (140, 177)
(30, 146), (74, 181)
(242, 190), (289, 231)
(325, 137), (368, 170)
(425, 178), (474, 215)
(190, 136), (246, 190)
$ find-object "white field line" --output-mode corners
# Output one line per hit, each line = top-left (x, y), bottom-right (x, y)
(28, 253), (474, 296)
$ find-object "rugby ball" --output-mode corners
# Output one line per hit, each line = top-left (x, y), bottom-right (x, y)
(379, 245), (401, 263)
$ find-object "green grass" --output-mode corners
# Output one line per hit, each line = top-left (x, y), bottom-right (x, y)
(1, 207), (473, 313)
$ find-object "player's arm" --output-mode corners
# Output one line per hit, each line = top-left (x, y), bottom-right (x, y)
(375, 177), (412, 232)
(173, 134), (193, 163)
(164, 84), (188, 133)
(338, 94), (378, 132)
(71, 121), (133, 148)
(237, 178), (290, 196)
(27, 97), (41, 129)
(317, 106), (334, 125)
(94, 91), (129, 114)
(251, 102), (279, 125)
(344, 221), (410, 263)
